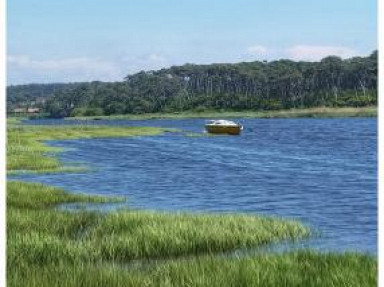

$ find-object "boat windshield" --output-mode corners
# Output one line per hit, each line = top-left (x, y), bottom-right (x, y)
(206, 120), (238, 126)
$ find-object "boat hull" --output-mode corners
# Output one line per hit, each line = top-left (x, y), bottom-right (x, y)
(205, 125), (242, 135)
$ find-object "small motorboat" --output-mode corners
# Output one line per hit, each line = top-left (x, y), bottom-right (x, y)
(205, 120), (243, 135)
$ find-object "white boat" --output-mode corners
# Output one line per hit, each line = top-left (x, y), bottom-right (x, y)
(205, 120), (243, 135)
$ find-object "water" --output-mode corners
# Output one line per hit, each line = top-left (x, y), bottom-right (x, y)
(12, 118), (377, 254)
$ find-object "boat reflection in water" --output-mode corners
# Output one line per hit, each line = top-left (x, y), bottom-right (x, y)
(204, 120), (243, 135)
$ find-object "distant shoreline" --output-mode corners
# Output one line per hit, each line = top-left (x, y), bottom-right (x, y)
(66, 106), (377, 121)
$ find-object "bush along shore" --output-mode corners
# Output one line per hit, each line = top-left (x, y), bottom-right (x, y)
(7, 120), (377, 286)
(66, 106), (377, 121)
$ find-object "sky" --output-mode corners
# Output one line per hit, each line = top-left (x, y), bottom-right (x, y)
(7, 0), (377, 85)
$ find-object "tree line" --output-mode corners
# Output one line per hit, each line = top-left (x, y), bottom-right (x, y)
(7, 51), (377, 118)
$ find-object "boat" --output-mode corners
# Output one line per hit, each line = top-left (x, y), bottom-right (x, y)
(204, 120), (243, 135)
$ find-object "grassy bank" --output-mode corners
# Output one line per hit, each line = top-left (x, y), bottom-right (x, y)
(9, 182), (376, 287)
(68, 106), (377, 121)
(8, 182), (310, 262)
(8, 181), (314, 286)
(9, 251), (376, 287)
(7, 122), (166, 172)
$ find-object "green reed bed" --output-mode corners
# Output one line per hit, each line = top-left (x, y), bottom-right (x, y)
(7, 122), (166, 172)
(7, 182), (309, 263)
(8, 181), (313, 286)
(6, 117), (23, 126)
(7, 181), (123, 209)
(7, 182), (376, 287)
(8, 251), (376, 287)
(68, 106), (377, 121)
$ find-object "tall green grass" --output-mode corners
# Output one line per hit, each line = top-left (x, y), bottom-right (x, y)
(7, 123), (166, 172)
(7, 182), (376, 287)
(8, 250), (376, 287)
(7, 182), (310, 264)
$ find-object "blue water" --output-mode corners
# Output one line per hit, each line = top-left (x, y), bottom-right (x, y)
(12, 118), (377, 254)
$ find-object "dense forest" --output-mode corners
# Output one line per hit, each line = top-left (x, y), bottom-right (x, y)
(7, 51), (377, 118)
(7, 83), (80, 110)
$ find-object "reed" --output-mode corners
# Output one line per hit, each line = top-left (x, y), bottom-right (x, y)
(7, 181), (310, 265)
(8, 250), (376, 287)
(8, 182), (376, 287)
(67, 106), (377, 121)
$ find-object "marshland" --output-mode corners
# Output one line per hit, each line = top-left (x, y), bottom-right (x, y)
(6, 0), (379, 283)
(6, 115), (377, 286)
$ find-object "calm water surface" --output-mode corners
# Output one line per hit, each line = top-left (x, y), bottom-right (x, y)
(13, 118), (377, 254)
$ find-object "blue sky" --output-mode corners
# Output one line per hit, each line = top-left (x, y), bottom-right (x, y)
(7, 0), (377, 84)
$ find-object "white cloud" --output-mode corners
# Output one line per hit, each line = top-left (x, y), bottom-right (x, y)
(7, 53), (173, 84)
(246, 45), (268, 56)
(147, 53), (167, 63)
(285, 45), (359, 61)
(7, 55), (123, 83)
(122, 53), (168, 72)
(7, 55), (31, 66)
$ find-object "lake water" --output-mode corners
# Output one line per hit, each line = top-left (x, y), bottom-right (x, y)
(12, 118), (377, 254)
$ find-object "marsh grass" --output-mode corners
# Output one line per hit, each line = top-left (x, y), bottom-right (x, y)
(7, 123), (165, 172)
(7, 181), (310, 263)
(8, 250), (376, 287)
(7, 181), (123, 209)
(68, 106), (377, 121)
(7, 182), (376, 287)
(7, 166), (89, 175)
(6, 119), (377, 286)
(6, 117), (24, 126)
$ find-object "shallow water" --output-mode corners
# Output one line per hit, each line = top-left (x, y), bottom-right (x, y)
(13, 118), (377, 254)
